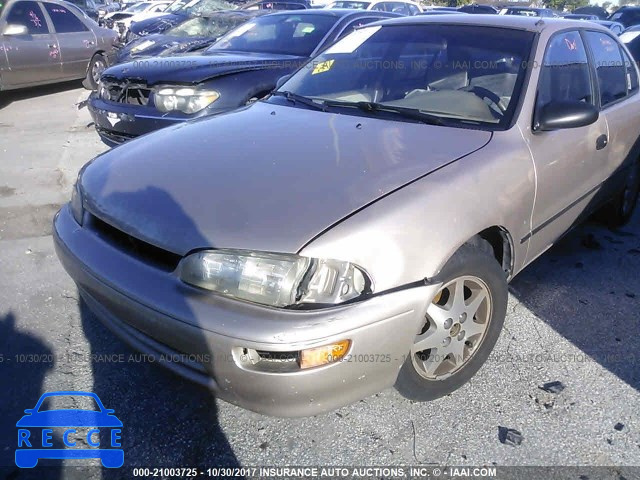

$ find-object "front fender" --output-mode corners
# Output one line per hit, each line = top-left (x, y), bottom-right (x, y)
(298, 127), (535, 292)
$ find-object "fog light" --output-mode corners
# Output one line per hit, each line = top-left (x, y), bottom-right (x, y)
(299, 340), (350, 369)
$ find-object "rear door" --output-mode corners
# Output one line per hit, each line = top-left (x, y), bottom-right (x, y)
(42, 1), (95, 80)
(583, 30), (640, 198)
(0, 0), (61, 86)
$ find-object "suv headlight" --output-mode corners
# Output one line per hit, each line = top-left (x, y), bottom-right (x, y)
(154, 86), (220, 114)
(70, 183), (84, 226)
(179, 249), (372, 308)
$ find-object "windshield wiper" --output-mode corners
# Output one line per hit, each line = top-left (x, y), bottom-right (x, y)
(323, 100), (446, 126)
(271, 91), (327, 111)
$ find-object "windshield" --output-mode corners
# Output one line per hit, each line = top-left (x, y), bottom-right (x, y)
(328, 1), (370, 8)
(126, 2), (152, 11)
(177, 0), (236, 15)
(167, 14), (249, 36)
(208, 14), (336, 56)
(166, 0), (186, 12)
(277, 24), (535, 128)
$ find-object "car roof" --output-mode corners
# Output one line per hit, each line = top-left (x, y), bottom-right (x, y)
(373, 14), (611, 33)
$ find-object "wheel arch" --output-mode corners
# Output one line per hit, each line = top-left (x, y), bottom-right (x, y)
(435, 226), (514, 283)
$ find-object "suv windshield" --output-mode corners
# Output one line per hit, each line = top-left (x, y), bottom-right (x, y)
(277, 24), (535, 128)
(208, 14), (336, 56)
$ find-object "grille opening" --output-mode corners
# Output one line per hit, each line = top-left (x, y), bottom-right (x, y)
(255, 350), (300, 363)
(88, 214), (181, 272)
(101, 80), (151, 106)
(95, 126), (136, 144)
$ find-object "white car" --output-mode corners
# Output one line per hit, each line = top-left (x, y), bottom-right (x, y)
(103, 1), (171, 38)
(325, 0), (422, 15)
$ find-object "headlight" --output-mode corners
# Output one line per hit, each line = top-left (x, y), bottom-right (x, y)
(70, 183), (84, 226)
(98, 81), (108, 100)
(179, 249), (372, 308)
(154, 86), (220, 114)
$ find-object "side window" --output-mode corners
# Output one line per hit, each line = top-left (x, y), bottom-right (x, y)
(584, 31), (627, 106)
(408, 4), (419, 15)
(5, 1), (49, 34)
(537, 30), (593, 111)
(370, 2), (386, 11)
(390, 2), (409, 14)
(43, 2), (89, 32)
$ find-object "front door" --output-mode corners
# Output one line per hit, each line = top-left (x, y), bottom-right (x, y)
(525, 30), (609, 261)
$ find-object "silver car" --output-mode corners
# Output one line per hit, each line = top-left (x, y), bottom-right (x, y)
(54, 15), (640, 416)
(0, 0), (118, 91)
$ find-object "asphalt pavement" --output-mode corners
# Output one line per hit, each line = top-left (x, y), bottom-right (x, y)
(0, 83), (639, 479)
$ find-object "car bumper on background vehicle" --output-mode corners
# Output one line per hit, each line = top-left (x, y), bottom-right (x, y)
(87, 96), (182, 147)
(87, 94), (198, 147)
(53, 205), (438, 416)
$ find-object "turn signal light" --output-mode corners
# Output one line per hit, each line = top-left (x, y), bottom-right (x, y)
(299, 340), (351, 369)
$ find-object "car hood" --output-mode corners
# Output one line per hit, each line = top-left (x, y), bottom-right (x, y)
(80, 102), (492, 256)
(130, 13), (186, 35)
(102, 51), (305, 84)
(105, 11), (133, 20)
(118, 34), (214, 60)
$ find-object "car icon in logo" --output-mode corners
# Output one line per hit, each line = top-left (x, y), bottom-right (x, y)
(16, 391), (123, 468)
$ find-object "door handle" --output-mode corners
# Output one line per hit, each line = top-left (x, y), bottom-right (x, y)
(596, 134), (608, 150)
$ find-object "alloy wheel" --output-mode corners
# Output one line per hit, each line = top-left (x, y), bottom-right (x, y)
(92, 58), (106, 85)
(411, 275), (492, 380)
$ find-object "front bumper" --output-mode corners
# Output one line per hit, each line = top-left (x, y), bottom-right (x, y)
(87, 94), (199, 146)
(53, 205), (438, 416)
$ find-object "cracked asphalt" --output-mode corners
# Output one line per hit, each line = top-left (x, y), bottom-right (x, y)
(0, 83), (639, 479)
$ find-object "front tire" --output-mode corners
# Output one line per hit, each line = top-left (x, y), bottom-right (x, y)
(85, 54), (107, 91)
(395, 240), (508, 401)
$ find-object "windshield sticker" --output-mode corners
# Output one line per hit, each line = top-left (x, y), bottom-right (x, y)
(29, 10), (42, 28)
(620, 31), (640, 43)
(312, 59), (334, 75)
(324, 26), (380, 54)
(564, 37), (577, 51)
(599, 35), (616, 52)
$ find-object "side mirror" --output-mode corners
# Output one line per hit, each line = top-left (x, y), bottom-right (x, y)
(2, 24), (29, 36)
(275, 74), (292, 90)
(534, 100), (599, 131)
(23, 409), (34, 414)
